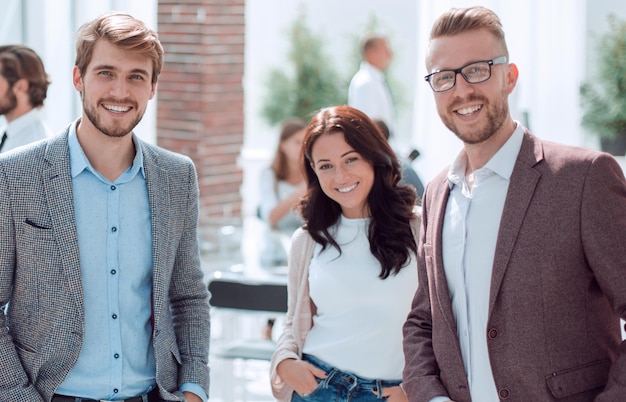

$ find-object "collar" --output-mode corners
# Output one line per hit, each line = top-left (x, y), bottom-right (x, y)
(448, 121), (524, 189)
(68, 119), (145, 182)
(2, 108), (44, 137)
(360, 61), (385, 81)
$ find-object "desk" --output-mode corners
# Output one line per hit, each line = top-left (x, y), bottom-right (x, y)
(208, 270), (288, 362)
(208, 270), (288, 313)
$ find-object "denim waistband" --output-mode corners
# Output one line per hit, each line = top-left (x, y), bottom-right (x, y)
(302, 353), (401, 397)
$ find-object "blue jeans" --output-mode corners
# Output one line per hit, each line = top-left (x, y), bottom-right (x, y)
(291, 354), (401, 401)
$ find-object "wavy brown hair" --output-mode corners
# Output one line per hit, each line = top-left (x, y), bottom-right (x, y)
(300, 105), (417, 279)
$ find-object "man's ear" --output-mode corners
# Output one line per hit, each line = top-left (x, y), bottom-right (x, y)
(506, 63), (519, 94)
(12, 78), (28, 96)
(72, 66), (83, 92)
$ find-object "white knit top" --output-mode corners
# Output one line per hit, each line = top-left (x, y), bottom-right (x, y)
(302, 215), (418, 380)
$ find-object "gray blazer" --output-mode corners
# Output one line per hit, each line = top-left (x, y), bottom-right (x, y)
(0, 129), (210, 401)
(403, 131), (626, 402)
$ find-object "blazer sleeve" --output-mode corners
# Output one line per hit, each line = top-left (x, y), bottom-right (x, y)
(403, 183), (452, 402)
(270, 228), (315, 401)
(579, 153), (626, 400)
(168, 161), (211, 394)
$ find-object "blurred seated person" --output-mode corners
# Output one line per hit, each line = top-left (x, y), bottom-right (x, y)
(373, 118), (424, 203)
(257, 118), (307, 267)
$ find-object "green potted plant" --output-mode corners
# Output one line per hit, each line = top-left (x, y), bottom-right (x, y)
(261, 8), (345, 125)
(580, 14), (626, 156)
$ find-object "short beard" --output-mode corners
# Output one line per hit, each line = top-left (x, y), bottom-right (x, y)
(0, 88), (17, 116)
(442, 89), (509, 145)
(81, 93), (143, 138)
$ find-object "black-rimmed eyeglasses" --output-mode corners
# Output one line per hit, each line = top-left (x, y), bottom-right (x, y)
(424, 56), (508, 92)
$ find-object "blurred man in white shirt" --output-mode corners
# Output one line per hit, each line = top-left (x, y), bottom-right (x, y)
(348, 33), (394, 133)
(0, 45), (52, 153)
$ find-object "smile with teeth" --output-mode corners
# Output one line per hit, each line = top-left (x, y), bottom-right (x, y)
(103, 104), (131, 113)
(456, 105), (482, 116)
(337, 183), (357, 193)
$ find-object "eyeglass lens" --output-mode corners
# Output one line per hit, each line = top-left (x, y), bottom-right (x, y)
(429, 61), (492, 92)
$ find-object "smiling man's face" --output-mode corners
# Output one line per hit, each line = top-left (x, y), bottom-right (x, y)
(73, 39), (155, 138)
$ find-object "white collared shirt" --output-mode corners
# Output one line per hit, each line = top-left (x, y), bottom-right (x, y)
(440, 123), (524, 401)
(348, 62), (395, 133)
(0, 108), (52, 153)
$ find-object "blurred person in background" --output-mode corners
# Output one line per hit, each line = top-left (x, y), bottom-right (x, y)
(373, 118), (424, 203)
(0, 44), (53, 153)
(348, 33), (394, 132)
(258, 118), (308, 268)
(257, 118), (307, 339)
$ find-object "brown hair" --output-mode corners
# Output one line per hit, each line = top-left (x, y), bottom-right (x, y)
(75, 12), (164, 85)
(0, 45), (50, 107)
(430, 6), (509, 58)
(360, 32), (387, 57)
(271, 118), (307, 181)
(300, 105), (417, 279)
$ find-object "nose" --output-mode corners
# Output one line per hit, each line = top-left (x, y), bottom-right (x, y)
(110, 78), (129, 98)
(451, 71), (475, 97)
(334, 165), (350, 183)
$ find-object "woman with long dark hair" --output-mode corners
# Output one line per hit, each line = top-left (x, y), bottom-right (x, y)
(270, 105), (419, 402)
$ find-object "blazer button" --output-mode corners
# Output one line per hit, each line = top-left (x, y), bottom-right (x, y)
(498, 388), (510, 399)
(488, 328), (498, 339)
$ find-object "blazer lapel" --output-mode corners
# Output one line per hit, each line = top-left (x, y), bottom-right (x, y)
(42, 130), (84, 315)
(488, 131), (543, 315)
(142, 143), (170, 324)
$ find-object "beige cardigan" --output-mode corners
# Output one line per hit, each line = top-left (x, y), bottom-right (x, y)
(269, 215), (420, 401)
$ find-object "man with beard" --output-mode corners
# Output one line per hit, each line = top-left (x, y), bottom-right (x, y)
(0, 45), (53, 153)
(402, 6), (626, 402)
(0, 12), (209, 402)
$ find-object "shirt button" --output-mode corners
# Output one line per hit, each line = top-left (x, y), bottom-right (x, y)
(114, 353), (119, 359)
(111, 269), (116, 275)
(112, 314), (117, 319)
(113, 388), (119, 393)
(111, 227), (117, 232)
(111, 185), (116, 191)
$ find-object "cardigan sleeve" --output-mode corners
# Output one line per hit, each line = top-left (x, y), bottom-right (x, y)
(269, 227), (315, 401)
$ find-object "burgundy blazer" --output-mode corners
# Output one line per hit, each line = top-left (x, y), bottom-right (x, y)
(403, 131), (626, 402)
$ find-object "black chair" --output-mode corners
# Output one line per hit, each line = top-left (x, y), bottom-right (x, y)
(208, 272), (288, 361)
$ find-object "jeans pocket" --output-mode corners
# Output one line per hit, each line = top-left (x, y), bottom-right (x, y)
(292, 377), (324, 401)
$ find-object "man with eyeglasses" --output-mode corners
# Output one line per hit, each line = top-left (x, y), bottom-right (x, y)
(402, 6), (626, 402)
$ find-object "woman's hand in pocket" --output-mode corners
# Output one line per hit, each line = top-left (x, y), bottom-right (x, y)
(277, 358), (327, 396)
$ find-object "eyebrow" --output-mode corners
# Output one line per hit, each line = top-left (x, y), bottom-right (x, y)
(315, 150), (356, 165)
